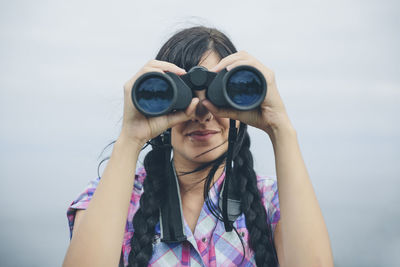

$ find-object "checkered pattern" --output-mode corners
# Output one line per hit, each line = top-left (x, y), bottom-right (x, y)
(67, 167), (280, 266)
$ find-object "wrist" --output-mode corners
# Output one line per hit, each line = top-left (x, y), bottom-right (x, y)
(115, 133), (145, 154)
(264, 116), (297, 144)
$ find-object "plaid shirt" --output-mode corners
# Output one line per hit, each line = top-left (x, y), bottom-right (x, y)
(67, 167), (280, 266)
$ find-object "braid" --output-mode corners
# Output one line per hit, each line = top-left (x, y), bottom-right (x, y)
(126, 130), (278, 266)
(234, 131), (279, 267)
(128, 138), (170, 267)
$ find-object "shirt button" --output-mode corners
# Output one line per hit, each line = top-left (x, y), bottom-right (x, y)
(202, 237), (207, 243)
(241, 232), (245, 237)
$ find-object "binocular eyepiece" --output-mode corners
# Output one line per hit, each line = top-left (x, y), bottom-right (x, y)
(131, 65), (267, 116)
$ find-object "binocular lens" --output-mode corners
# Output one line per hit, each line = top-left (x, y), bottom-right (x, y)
(135, 77), (173, 114)
(132, 65), (266, 116)
(226, 70), (264, 107)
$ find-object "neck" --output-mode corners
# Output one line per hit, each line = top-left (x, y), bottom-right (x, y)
(173, 159), (225, 195)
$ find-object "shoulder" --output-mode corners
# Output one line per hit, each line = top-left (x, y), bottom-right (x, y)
(133, 166), (147, 191)
(256, 174), (278, 202)
(125, 166), (148, 223)
(256, 174), (280, 227)
(67, 166), (148, 227)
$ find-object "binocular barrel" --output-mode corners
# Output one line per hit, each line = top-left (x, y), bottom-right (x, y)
(131, 65), (267, 116)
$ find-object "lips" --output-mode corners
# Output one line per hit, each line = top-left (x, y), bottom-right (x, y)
(186, 130), (219, 136)
(186, 129), (220, 141)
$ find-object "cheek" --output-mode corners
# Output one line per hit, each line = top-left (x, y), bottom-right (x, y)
(216, 117), (232, 135)
(171, 124), (189, 151)
(170, 127), (181, 148)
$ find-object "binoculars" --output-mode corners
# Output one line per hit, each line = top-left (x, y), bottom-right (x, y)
(131, 65), (267, 116)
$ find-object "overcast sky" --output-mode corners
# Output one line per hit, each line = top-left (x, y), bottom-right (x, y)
(1, 0), (399, 266)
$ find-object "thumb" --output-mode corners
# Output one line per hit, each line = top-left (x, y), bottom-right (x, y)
(202, 99), (241, 120)
(165, 97), (199, 127)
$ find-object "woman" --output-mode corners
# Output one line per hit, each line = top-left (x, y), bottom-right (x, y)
(63, 26), (334, 267)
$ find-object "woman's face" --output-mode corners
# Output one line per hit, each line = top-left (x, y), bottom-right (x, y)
(171, 51), (230, 168)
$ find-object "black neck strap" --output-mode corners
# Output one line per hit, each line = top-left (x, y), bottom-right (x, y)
(159, 159), (187, 243)
(220, 119), (242, 232)
(158, 121), (242, 242)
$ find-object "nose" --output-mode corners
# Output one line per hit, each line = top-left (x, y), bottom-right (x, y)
(193, 90), (213, 123)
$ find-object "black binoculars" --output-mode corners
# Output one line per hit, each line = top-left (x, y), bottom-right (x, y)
(131, 65), (267, 116)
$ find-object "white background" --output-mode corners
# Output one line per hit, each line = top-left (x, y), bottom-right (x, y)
(0, 0), (399, 266)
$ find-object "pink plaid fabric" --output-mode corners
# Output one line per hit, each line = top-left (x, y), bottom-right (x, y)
(67, 167), (280, 266)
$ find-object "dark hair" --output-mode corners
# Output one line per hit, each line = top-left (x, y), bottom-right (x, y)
(127, 26), (278, 267)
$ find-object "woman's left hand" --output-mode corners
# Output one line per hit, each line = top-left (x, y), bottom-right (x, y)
(202, 51), (293, 137)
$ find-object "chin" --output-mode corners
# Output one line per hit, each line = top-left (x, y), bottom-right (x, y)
(191, 154), (220, 164)
(172, 137), (229, 167)
(188, 145), (227, 164)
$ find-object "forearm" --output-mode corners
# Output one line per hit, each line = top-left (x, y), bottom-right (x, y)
(63, 136), (142, 267)
(270, 124), (333, 266)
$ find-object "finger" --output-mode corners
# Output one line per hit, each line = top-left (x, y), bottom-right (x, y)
(209, 53), (243, 72)
(210, 51), (250, 72)
(124, 67), (164, 92)
(165, 98), (199, 128)
(142, 66), (165, 74)
(184, 97), (200, 117)
(225, 60), (254, 71)
(226, 60), (276, 87)
(201, 99), (241, 120)
(148, 60), (186, 75)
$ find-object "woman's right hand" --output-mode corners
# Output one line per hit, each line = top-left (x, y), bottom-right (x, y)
(119, 60), (199, 148)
